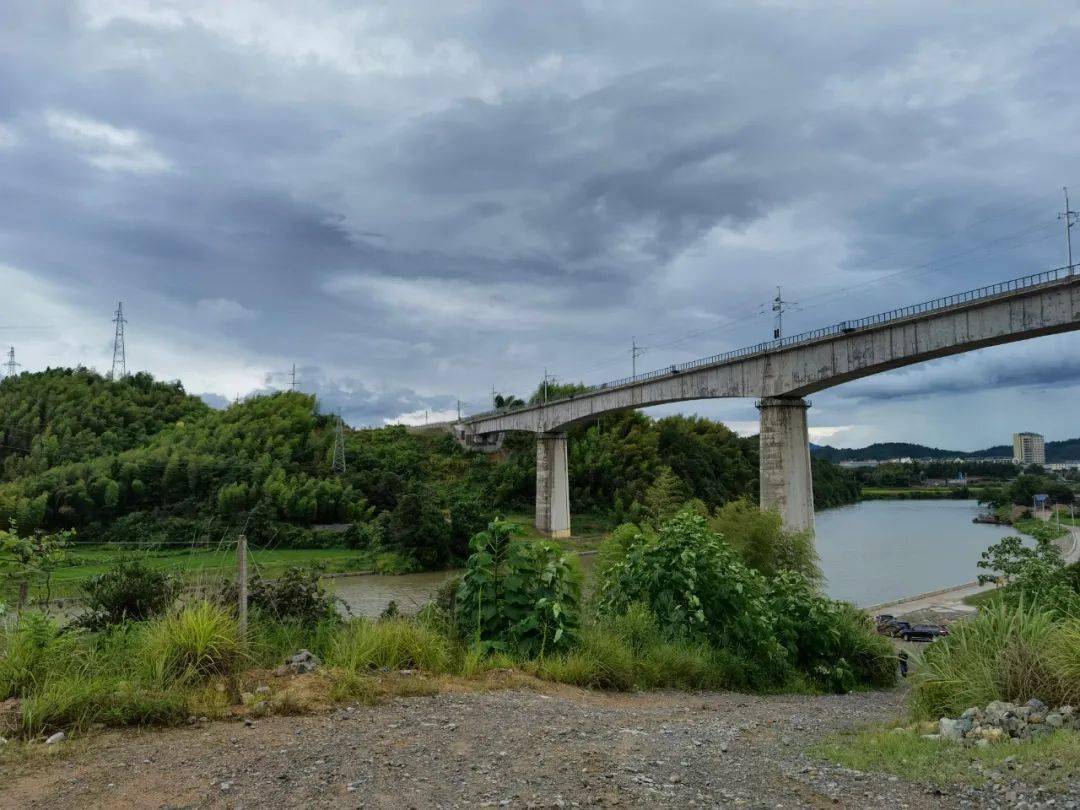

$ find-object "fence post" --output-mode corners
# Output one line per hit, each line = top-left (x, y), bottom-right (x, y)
(237, 533), (248, 634)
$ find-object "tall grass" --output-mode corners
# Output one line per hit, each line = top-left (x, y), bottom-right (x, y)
(246, 615), (339, 669)
(140, 601), (246, 687)
(0, 613), (80, 698)
(910, 600), (1061, 718)
(1043, 620), (1080, 705)
(537, 604), (773, 692)
(326, 618), (455, 673)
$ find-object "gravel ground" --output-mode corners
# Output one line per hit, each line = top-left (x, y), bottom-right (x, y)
(2, 685), (1076, 808)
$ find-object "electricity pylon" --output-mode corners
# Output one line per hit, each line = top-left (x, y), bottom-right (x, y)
(3, 346), (18, 378)
(110, 302), (127, 380)
(331, 413), (347, 475)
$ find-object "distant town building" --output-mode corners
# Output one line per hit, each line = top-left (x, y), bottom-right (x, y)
(1047, 461), (1080, 472)
(1013, 432), (1046, 465)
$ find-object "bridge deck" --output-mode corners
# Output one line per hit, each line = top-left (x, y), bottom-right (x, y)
(459, 267), (1080, 435)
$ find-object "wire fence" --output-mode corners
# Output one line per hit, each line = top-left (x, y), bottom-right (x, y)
(466, 264), (1076, 421)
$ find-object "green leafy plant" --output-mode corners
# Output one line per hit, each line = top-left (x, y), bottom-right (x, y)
(76, 556), (180, 630)
(710, 499), (821, 583)
(767, 570), (895, 692)
(222, 566), (338, 626)
(455, 519), (582, 656)
(0, 520), (72, 609)
(596, 510), (781, 667)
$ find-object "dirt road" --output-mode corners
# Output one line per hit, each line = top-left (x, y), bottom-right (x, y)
(1, 685), (1061, 809)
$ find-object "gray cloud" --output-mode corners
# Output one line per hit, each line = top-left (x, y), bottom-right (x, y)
(1, 1), (1079, 447)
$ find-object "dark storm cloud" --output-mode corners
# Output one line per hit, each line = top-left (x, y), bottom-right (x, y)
(832, 340), (1080, 403)
(1, 2), (1078, 438)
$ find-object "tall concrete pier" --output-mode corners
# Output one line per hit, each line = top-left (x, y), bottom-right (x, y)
(756, 397), (815, 533)
(535, 433), (571, 537)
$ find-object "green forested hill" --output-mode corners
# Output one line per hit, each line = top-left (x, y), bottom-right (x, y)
(813, 438), (1080, 462)
(0, 370), (858, 564)
(0, 367), (209, 481)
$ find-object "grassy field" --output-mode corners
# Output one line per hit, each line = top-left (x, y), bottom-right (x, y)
(10, 511), (615, 604)
(16, 545), (389, 602)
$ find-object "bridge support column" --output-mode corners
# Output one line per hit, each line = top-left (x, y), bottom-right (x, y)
(535, 432), (571, 538)
(757, 397), (815, 534)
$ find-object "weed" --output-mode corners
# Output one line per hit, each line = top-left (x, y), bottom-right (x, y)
(327, 618), (454, 673)
(140, 601), (245, 687)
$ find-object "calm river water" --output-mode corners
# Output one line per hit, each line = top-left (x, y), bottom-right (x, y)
(328, 499), (1018, 617)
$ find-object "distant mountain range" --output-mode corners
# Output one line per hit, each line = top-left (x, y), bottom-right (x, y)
(810, 438), (1080, 463)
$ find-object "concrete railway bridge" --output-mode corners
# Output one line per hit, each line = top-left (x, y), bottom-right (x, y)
(443, 267), (1080, 537)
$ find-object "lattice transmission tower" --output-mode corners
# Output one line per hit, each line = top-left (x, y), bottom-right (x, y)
(110, 302), (127, 380)
(331, 413), (347, 475)
(3, 346), (18, 378)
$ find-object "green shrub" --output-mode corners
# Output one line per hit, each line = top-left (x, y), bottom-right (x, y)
(222, 566), (338, 626)
(710, 499), (821, 583)
(456, 520), (582, 657)
(596, 510), (782, 669)
(767, 570), (895, 692)
(76, 555), (180, 630)
(373, 551), (420, 574)
(539, 627), (636, 690)
(327, 618), (454, 673)
(141, 600), (245, 687)
(246, 615), (339, 669)
(540, 604), (766, 693)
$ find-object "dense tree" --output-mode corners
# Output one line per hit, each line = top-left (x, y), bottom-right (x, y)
(0, 369), (860, 567)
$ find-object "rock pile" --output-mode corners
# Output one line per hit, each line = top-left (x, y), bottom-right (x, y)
(274, 649), (320, 676)
(936, 699), (1079, 746)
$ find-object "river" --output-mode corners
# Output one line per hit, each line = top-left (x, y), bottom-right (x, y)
(815, 499), (1017, 606)
(327, 499), (1019, 617)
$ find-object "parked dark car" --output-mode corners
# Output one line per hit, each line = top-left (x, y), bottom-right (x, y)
(898, 624), (949, 642)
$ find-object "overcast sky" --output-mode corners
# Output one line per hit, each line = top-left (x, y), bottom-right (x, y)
(2, 2), (1079, 449)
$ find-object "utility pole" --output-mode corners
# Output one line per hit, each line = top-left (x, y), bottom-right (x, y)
(542, 368), (556, 404)
(772, 287), (795, 340)
(236, 533), (248, 634)
(1060, 186), (1078, 274)
(456, 399), (462, 421)
(3, 346), (18, 378)
(110, 302), (127, 380)
(331, 412), (347, 475)
(631, 337), (646, 377)
(491, 385), (498, 410)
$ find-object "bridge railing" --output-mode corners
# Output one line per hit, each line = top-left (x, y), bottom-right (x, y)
(465, 265), (1073, 422)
